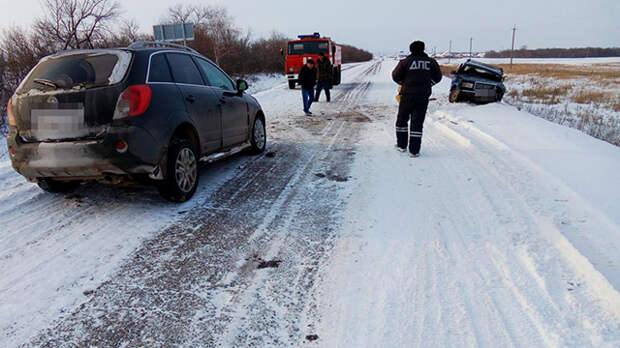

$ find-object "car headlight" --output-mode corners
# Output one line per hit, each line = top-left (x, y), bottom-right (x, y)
(460, 81), (474, 89)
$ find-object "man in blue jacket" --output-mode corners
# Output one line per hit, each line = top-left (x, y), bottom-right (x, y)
(392, 41), (442, 157)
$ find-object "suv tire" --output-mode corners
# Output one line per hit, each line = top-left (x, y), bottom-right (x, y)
(496, 91), (504, 102)
(158, 139), (199, 202)
(449, 88), (459, 103)
(248, 116), (266, 154)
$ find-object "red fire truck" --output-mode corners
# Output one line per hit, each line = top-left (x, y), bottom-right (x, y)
(285, 33), (342, 89)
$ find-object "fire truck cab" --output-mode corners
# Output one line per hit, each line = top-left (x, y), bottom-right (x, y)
(285, 33), (342, 89)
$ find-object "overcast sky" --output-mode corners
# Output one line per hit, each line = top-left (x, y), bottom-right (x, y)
(0, 0), (618, 54)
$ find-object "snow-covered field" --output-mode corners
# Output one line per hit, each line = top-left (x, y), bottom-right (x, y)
(1, 59), (619, 347)
(503, 72), (620, 146)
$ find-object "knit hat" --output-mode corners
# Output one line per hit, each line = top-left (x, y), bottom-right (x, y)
(410, 41), (425, 54)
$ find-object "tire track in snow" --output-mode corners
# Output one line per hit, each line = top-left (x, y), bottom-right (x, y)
(422, 115), (620, 346)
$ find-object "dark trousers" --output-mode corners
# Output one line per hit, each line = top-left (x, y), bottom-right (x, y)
(396, 96), (429, 154)
(315, 80), (331, 102)
(302, 88), (315, 113)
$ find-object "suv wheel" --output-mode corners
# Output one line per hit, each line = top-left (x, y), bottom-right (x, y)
(37, 178), (81, 193)
(158, 139), (199, 202)
(249, 116), (266, 154)
(449, 88), (459, 103)
(496, 91), (504, 102)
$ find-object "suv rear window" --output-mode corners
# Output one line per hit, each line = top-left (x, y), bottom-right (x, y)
(166, 53), (204, 85)
(17, 50), (131, 94)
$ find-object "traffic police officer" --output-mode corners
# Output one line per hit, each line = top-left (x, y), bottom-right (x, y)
(392, 41), (442, 157)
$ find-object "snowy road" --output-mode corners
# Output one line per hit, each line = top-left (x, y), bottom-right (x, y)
(1, 59), (619, 347)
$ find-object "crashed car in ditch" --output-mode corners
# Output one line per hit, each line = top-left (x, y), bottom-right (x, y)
(5, 41), (267, 202)
(449, 59), (506, 104)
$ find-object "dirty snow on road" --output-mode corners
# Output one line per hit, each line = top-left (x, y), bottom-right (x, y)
(1, 59), (619, 347)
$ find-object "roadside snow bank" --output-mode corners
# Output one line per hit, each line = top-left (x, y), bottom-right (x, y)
(242, 73), (285, 95)
(434, 102), (620, 226)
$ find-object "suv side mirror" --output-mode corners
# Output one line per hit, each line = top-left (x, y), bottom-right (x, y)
(236, 79), (249, 93)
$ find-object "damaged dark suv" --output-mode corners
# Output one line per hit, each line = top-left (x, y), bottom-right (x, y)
(6, 42), (267, 202)
(449, 59), (506, 104)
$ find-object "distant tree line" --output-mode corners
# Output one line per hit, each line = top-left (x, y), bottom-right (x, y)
(486, 47), (620, 59)
(340, 44), (374, 63)
(0, 0), (373, 132)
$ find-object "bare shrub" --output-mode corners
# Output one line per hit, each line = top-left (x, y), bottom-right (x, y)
(34, 0), (121, 50)
(247, 31), (289, 74)
(158, 4), (253, 75)
(99, 19), (153, 48)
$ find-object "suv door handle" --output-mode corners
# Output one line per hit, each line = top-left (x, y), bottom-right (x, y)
(186, 95), (196, 103)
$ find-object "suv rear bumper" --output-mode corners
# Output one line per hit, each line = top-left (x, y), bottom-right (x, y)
(7, 125), (164, 181)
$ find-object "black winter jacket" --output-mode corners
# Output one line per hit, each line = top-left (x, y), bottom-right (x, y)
(298, 65), (317, 90)
(392, 53), (442, 98)
(317, 57), (333, 81)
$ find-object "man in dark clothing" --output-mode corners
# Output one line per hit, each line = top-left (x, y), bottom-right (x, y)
(298, 59), (317, 115)
(392, 41), (442, 157)
(314, 53), (332, 102)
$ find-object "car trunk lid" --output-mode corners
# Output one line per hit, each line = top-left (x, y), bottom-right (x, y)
(11, 50), (132, 142)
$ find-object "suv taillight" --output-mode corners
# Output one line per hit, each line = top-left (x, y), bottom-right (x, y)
(114, 85), (152, 119)
(7, 98), (16, 127)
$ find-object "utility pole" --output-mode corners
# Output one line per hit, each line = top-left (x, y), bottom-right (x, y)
(469, 37), (473, 58)
(510, 25), (517, 68)
(448, 40), (452, 64)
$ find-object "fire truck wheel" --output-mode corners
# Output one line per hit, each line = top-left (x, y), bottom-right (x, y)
(333, 67), (342, 85)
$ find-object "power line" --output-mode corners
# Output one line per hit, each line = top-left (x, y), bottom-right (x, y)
(510, 25), (517, 68)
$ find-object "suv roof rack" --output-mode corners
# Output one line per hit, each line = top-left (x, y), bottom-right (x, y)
(128, 41), (199, 54)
